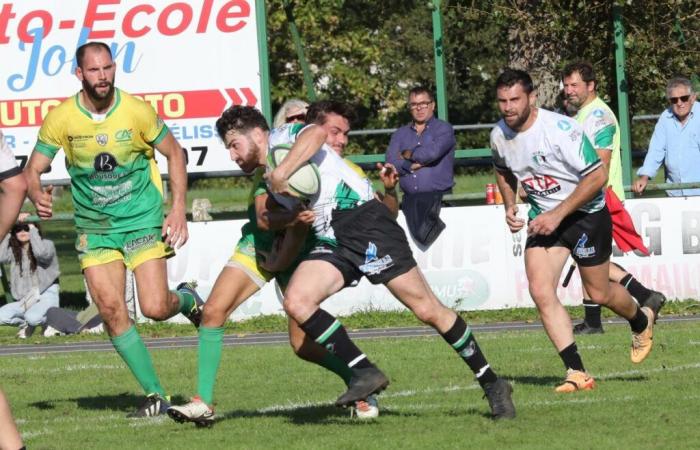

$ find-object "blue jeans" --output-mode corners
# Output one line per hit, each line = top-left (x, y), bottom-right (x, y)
(0, 284), (60, 327)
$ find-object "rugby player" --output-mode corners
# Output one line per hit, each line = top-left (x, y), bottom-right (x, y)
(561, 61), (665, 334)
(0, 129), (27, 450)
(491, 69), (657, 393)
(262, 105), (516, 420)
(167, 101), (399, 426)
(24, 42), (203, 417)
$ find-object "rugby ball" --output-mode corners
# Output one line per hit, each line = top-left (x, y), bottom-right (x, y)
(267, 145), (321, 199)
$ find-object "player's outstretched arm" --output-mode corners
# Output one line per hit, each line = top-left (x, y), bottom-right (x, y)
(268, 125), (326, 194)
(25, 151), (54, 220)
(155, 131), (188, 248)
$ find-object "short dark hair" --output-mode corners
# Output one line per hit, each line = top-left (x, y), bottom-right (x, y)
(562, 61), (596, 87)
(408, 86), (434, 102)
(216, 106), (269, 141)
(306, 100), (357, 127)
(75, 42), (112, 68)
(496, 69), (534, 94)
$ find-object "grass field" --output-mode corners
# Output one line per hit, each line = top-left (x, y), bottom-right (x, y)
(3, 319), (699, 449)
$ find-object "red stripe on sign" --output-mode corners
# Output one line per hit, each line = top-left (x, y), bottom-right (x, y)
(0, 88), (258, 128)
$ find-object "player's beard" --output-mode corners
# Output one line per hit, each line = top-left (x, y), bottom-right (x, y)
(239, 136), (263, 173)
(505, 106), (531, 131)
(82, 77), (115, 104)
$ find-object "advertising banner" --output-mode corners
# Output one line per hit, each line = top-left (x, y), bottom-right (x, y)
(0, 0), (261, 180)
(165, 197), (700, 322)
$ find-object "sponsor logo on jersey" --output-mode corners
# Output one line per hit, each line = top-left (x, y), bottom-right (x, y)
(94, 152), (118, 172)
(557, 120), (572, 131)
(592, 109), (604, 118)
(574, 233), (596, 258)
(359, 242), (394, 275)
(521, 174), (561, 197)
(95, 134), (109, 146)
(115, 129), (133, 142)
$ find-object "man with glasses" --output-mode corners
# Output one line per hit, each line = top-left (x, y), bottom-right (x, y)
(386, 86), (455, 247)
(633, 77), (700, 196)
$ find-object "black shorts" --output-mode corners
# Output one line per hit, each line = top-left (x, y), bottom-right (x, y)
(306, 199), (417, 286)
(525, 206), (612, 267)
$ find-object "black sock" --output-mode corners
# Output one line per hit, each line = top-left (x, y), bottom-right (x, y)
(441, 316), (498, 388)
(559, 342), (585, 372)
(620, 273), (652, 303)
(300, 309), (373, 369)
(628, 306), (649, 334)
(583, 299), (602, 328)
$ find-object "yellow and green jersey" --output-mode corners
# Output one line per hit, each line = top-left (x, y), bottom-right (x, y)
(35, 89), (168, 233)
(575, 96), (623, 199)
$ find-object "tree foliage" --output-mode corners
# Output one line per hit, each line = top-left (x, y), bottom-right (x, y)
(266, 0), (700, 152)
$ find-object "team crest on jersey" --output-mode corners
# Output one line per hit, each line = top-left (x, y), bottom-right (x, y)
(592, 109), (604, 118)
(557, 120), (572, 131)
(574, 233), (596, 258)
(359, 242), (394, 275)
(531, 150), (547, 167)
(95, 133), (109, 146)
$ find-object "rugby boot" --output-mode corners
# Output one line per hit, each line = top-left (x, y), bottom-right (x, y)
(177, 281), (204, 328)
(335, 366), (389, 407)
(127, 394), (170, 418)
(168, 396), (215, 428)
(639, 291), (666, 323)
(483, 378), (516, 420)
(555, 369), (596, 393)
(631, 307), (655, 363)
(573, 321), (604, 335)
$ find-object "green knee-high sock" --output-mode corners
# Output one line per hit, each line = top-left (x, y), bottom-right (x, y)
(318, 353), (354, 386)
(111, 325), (166, 397)
(198, 326), (225, 405)
(174, 290), (196, 315)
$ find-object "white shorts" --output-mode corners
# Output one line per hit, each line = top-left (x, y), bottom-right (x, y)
(0, 130), (21, 182)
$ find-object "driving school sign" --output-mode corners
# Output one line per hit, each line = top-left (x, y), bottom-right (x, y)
(0, 0), (263, 180)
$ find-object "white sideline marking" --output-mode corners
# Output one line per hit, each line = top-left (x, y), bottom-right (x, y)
(44, 364), (122, 373)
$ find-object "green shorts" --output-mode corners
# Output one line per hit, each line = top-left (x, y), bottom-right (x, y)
(76, 227), (174, 270)
(226, 231), (308, 290)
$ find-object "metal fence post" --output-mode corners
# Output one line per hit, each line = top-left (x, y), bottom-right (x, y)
(431, 0), (448, 121)
(256, 0), (273, 123)
(613, 5), (633, 199)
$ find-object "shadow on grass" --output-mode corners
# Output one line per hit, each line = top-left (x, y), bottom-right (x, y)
(217, 403), (406, 425)
(30, 392), (188, 413)
(59, 291), (89, 310)
(508, 375), (563, 387)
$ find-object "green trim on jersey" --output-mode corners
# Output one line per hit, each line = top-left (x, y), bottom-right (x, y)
(594, 124), (615, 148)
(149, 125), (169, 146)
(580, 135), (599, 165)
(334, 181), (362, 210)
(35, 140), (60, 159)
(74, 89), (122, 120)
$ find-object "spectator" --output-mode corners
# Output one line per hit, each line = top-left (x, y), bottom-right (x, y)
(43, 269), (136, 336)
(272, 99), (309, 129)
(633, 77), (700, 196)
(0, 214), (60, 338)
(386, 86), (456, 247)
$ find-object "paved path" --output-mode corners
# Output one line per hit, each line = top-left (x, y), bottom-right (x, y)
(1, 315), (698, 357)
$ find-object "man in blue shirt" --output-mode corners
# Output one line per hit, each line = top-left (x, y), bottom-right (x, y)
(386, 87), (456, 246)
(633, 77), (700, 197)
